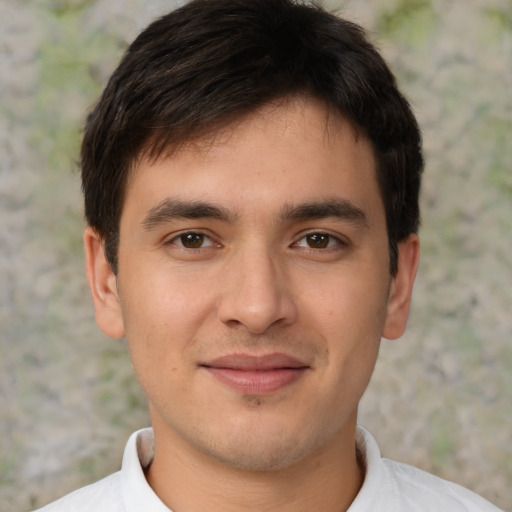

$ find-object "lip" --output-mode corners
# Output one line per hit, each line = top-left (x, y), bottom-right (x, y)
(200, 353), (309, 395)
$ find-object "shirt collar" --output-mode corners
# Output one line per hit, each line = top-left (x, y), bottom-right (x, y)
(347, 426), (390, 510)
(121, 428), (172, 511)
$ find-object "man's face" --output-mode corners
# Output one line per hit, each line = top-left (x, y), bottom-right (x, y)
(86, 99), (418, 471)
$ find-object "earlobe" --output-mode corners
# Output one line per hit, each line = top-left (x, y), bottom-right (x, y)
(382, 234), (420, 340)
(84, 226), (125, 338)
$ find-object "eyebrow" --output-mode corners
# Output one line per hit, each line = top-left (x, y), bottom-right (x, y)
(141, 199), (235, 230)
(141, 197), (368, 231)
(279, 199), (368, 226)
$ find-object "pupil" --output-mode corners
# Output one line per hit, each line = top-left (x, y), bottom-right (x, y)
(308, 234), (329, 248)
(182, 233), (204, 248)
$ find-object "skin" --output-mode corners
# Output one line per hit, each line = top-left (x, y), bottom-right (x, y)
(85, 98), (419, 512)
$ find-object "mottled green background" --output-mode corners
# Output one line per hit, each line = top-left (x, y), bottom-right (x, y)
(0, 0), (510, 510)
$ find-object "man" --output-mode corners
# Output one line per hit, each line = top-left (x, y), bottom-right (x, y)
(35, 0), (502, 510)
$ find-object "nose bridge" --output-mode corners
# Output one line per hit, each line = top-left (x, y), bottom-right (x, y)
(217, 239), (295, 333)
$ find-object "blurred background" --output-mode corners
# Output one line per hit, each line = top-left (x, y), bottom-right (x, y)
(0, 0), (510, 510)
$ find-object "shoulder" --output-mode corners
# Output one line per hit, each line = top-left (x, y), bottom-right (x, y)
(353, 426), (503, 512)
(381, 458), (503, 511)
(32, 471), (123, 512)
(31, 428), (158, 512)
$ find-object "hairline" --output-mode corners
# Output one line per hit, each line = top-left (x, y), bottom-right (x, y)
(121, 94), (373, 209)
(101, 94), (395, 274)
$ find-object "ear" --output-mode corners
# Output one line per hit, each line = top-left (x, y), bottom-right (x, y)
(84, 226), (125, 338)
(382, 234), (420, 340)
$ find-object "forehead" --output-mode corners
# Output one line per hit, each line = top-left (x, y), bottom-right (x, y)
(123, 98), (382, 224)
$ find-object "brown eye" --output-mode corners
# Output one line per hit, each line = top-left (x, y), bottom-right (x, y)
(294, 232), (343, 250)
(172, 232), (214, 249)
(306, 233), (330, 248)
(180, 233), (205, 248)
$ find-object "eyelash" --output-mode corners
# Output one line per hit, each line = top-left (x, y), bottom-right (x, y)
(293, 232), (347, 251)
(166, 231), (219, 250)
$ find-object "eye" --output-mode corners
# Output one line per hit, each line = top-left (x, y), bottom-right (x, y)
(169, 232), (216, 249)
(294, 232), (344, 249)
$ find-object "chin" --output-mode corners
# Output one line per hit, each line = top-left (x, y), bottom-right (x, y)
(208, 440), (308, 472)
(197, 418), (326, 472)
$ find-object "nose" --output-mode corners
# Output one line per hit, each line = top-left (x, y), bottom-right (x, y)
(217, 245), (297, 334)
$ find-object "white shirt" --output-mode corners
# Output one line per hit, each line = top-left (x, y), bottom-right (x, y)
(34, 427), (503, 511)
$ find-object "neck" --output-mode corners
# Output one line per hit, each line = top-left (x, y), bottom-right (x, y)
(146, 417), (364, 512)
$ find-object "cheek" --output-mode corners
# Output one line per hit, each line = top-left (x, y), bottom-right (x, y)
(303, 268), (390, 337)
(314, 281), (384, 396)
(117, 265), (217, 380)
(299, 267), (388, 394)
(120, 257), (216, 328)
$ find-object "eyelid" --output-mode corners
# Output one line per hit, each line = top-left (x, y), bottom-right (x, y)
(165, 230), (220, 248)
(292, 231), (348, 249)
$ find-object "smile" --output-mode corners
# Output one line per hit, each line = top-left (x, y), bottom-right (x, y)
(201, 353), (310, 394)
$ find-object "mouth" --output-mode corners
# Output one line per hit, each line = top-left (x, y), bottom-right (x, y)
(200, 353), (310, 395)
